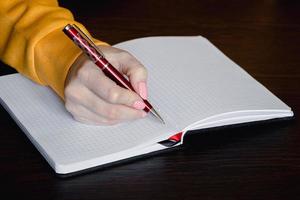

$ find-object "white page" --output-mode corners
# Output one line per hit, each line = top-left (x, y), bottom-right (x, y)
(0, 36), (293, 174)
(0, 74), (178, 173)
(115, 36), (293, 130)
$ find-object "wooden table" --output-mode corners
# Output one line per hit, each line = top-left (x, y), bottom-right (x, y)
(1, 0), (299, 199)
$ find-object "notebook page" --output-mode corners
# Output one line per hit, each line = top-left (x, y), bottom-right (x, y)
(0, 36), (293, 173)
(115, 36), (292, 130)
(0, 74), (177, 172)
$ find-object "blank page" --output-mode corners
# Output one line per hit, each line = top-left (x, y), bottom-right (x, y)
(0, 36), (293, 174)
(0, 74), (177, 173)
(115, 36), (293, 130)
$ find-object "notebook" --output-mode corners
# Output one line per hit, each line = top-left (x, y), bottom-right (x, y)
(0, 36), (293, 176)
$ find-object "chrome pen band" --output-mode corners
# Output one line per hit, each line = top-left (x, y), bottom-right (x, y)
(72, 24), (105, 58)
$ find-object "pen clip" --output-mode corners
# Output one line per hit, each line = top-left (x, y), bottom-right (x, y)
(72, 24), (105, 58)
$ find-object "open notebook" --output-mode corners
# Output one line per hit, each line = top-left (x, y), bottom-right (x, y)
(0, 36), (293, 176)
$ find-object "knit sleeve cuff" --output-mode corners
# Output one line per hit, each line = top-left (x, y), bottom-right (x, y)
(34, 23), (109, 99)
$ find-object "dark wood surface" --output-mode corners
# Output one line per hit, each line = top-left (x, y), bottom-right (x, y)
(1, 0), (300, 199)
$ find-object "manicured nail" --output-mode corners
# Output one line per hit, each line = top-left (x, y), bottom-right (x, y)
(133, 101), (146, 110)
(138, 81), (148, 99)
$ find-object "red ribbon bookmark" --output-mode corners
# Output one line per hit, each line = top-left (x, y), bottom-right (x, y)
(168, 132), (183, 142)
(158, 132), (183, 147)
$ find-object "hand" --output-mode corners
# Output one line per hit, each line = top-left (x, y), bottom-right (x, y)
(64, 46), (148, 125)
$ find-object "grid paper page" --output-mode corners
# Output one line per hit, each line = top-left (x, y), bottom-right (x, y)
(0, 36), (292, 173)
(115, 36), (292, 129)
(0, 74), (177, 173)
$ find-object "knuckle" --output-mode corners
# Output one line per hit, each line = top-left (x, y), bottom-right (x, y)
(65, 86), (84, 102)
(135, 66), (147, 76)
(77, 66), (90, 82)
(65, 101), (78, 116)
(70, 91), (83, 102)
(119, 50), (132, 60)
(107, 88), (120, 103)
(64, 84), (85, 103)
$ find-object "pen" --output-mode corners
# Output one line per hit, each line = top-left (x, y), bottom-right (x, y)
(63, 24), (165, 124)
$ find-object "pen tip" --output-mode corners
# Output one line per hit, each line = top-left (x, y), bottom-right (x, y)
(150, 108), (165, 124)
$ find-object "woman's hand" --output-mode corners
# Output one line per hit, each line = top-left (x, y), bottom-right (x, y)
(64, 46), (148, 125)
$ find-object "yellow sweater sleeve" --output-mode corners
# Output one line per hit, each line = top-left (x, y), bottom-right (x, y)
(0, 0), (108, 98)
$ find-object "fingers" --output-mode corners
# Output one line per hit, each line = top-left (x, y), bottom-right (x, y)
(77, 62), (146, 109)
(64, 46), (149, 126)
(86, 90), (146, 121)
(115, 51), (148, 99)
(66, 103), (120, 126)
(65, 81), (146, 124)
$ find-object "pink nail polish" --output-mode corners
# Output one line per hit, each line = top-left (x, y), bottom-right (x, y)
(133, 101), (146, 110)
(138, 81), (148, 99)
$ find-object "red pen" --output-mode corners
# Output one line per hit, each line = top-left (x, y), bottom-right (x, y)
(63, 24), (165, 124)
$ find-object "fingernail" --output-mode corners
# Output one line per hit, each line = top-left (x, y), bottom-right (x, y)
(133, 101), (146, 110)
(138, 81), (148, 99)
